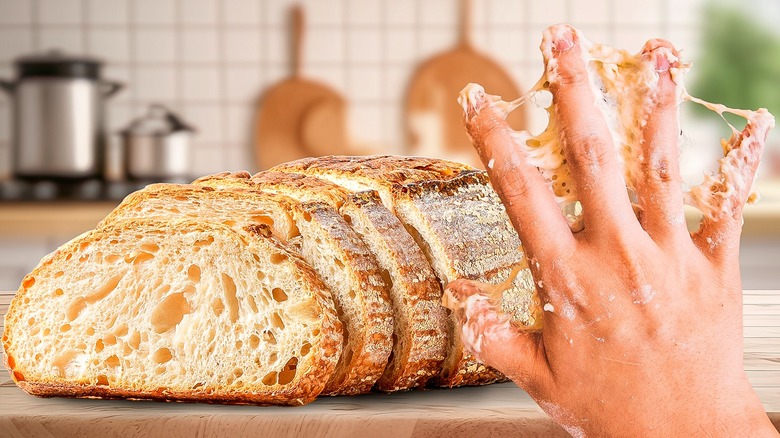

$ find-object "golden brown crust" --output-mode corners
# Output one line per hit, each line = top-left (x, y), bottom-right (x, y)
(341, 191), (448, 392)
(4, 218), (343, 406)
(271, 155), (473, 188)
(198, 170), (450, 392)
(274, 158), (539, 387)
(192, 173), (394, 396)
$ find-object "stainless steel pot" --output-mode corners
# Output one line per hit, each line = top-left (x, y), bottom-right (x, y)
(121, 104), (195, 181)
(0, 50), (122, 179)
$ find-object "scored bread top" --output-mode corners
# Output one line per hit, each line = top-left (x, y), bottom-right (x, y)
(3, 217), (342, 405)
(271, 155), (474, 210)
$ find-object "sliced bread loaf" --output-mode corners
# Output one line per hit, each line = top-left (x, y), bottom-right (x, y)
(190, 174), (394, 395)
(245, 171), (449, 392)
(273, 156), (541, 387)
(2, 218), (342, 405)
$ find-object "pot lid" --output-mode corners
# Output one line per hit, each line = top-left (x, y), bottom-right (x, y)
(15, 50), (104, 79)
(121, 104), (196, 137)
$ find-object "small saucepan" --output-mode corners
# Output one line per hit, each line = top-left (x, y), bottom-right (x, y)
(121, 104), (195, 181)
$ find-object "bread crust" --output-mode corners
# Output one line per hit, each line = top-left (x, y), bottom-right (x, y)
(245, 172), (450, 392)
(193, 173), (394, 395)
(273, 157), (541, 387)
(3, 218), (343, 406)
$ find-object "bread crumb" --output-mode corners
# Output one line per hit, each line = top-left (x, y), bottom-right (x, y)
(487, 158), (495, 169)
(543, 302), (555, 313)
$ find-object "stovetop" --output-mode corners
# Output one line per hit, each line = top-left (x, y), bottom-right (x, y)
(0, 178), (194, 202)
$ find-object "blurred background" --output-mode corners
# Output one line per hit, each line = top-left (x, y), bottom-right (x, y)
(0, 0), (778, 291)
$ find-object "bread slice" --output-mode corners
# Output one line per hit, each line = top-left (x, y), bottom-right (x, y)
(242, 171), (449, 392)
(190, 174), (394, 395)
(2, 218), (342, 405)
(273, 156), (541, 387)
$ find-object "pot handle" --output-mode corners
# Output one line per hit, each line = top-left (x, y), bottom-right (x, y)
(0, 80), (14, 94)
(101, 81), (124, 98)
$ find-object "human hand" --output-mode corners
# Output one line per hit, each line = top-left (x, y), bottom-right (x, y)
(446, 24), (779, 437)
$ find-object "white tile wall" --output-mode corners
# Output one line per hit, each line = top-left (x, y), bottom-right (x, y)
(0, 0), (712, 175)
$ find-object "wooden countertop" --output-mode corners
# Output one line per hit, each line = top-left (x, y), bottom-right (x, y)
(1, 290), (779, 437)
(0, 202), (118, 237)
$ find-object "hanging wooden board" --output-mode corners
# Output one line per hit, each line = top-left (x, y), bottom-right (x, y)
(404, 0), (526, 168)
(254, 6), (348, 170)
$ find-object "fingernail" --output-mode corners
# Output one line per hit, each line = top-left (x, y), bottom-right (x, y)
(552, 31), (574, 53)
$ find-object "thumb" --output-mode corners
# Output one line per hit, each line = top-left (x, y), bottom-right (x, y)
(443, 278), (547, 388)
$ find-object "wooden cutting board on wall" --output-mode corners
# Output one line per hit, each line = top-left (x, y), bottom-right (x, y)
(404, 0), (526, 168)
(254, 6), (348, 170)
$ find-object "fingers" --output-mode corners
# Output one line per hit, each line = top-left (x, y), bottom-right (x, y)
(690, 108), (775, 261)
(635, 40), (688, 242)
(460, 84), (575, 259)
(542, 25), (638, 238)
(443, 278), (548, 387)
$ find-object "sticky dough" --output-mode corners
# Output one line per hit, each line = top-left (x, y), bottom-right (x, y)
(459, 26), (775, 229)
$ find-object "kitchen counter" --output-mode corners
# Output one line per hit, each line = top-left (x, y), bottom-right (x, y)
(0, 202), (118, 238)
(0, 290), (779, 437)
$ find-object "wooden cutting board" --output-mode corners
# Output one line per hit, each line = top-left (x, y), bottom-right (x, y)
(404, 0), (525, 168)
(254, 6), (348, 170)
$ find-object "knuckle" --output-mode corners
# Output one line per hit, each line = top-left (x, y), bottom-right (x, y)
(551, 61), (589, 88)
(641, 155), (673, 184)
(563, 130), (611, 170)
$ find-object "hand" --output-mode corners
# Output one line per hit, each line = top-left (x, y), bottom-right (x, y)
(447, 24), (779, 437)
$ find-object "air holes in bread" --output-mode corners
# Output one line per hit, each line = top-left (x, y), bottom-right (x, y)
(342, 214), (352, 225)
(54, 270), (64, 278)
(300, 342), (312, 356)
(263, 330), (277, 345)
(140, 243), (159, 253)
(85, 326), (95, 336)
(270, 253), (287, 265)
(96, 375), (109, 386)
(212, 298), (225, 316)
(256, 271), (266, 281)
(54, 288), (64, 297)
(247, 295), (258, 313)
(66, 273), (124, 321)
(251, 214), (275, 228)
(22, 277), (35, 289)
(95, 339), (104, 353)
(278, 357), (298, 385)
(302, 212), (312, 222)
(249, 334), (260, 349)
(262, 372), (277, 386)
(153, 348), (173, 364)
(271, 288), (288, 302)
(235, 340), (243, 349)
(194, 236), (215, 247)
(270, 312), (285, 330)
(151, 292), (191, 333)
(128, 332), (141, 349)
(334, 259), (344, 269)
(60, 324), (71, 332)
(105, 355), (120, 367)
(187, 265), (201, 283)
(221, 273), (240, 323)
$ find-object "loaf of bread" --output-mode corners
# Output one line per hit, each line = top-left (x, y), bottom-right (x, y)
(104, 182), (394, 396)
(272, 156), (541, 387)
(200, 170), (449, 392)
(3, 155), (541, 404)
(2, 218), (343, 405)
